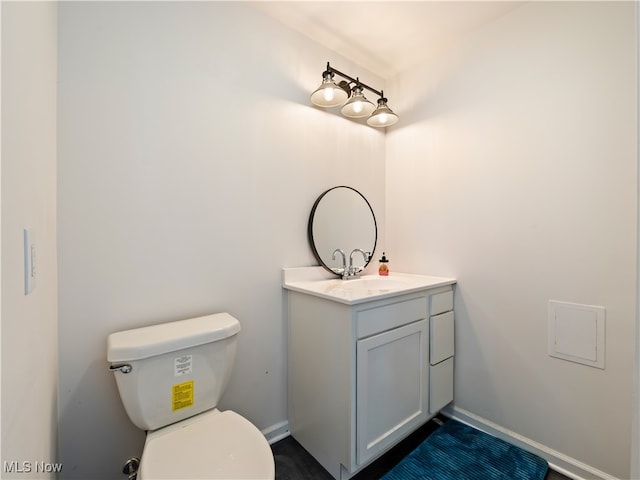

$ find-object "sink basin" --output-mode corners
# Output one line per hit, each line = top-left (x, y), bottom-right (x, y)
(282, 268), (456, 305)
(335, 276), (411, 292)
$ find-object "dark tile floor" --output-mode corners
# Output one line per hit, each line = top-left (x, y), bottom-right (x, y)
(271, 417), (570, 480)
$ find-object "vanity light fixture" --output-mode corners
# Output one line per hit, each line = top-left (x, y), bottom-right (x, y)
(310, 68), (349, 107)
(367, 96), (399, 127)
(341, 85), (376, 118)
(310, 62), (398, 128)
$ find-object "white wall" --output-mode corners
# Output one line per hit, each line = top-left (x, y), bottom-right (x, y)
(57, 3), (385, 478)
(386, 2), (636, 478)
(1, 2), (59, 478)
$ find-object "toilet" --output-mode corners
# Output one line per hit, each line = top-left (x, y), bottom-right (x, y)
(107, 313), (275, 479)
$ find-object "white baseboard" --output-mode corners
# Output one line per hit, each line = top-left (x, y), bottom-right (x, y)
(442, 405), (618, 480)
(262, 420), (290, 445)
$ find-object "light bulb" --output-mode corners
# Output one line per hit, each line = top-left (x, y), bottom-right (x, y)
(323, 88), (335, 102)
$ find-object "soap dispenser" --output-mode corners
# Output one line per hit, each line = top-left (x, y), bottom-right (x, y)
(378, 252), (389, 276)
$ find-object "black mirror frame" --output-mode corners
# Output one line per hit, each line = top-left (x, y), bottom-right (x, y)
(307, 185), (378, 276)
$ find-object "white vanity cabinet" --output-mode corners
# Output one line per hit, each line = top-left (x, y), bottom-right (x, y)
(286, 280), (455, 480)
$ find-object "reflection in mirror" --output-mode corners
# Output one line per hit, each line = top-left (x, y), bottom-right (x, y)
(308, 186), (377, 276)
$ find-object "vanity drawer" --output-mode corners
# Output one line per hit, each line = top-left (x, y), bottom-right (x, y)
(430, 290), (453, 316)
(430, 311), (454, 365)
(357, 296), (427, 339)
(429, 357), (454, 413)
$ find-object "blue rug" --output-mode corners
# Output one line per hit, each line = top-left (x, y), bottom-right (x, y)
(381, 420), (548, 480)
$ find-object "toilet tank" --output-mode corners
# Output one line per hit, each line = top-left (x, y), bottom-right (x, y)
(107, 313), (241, 431)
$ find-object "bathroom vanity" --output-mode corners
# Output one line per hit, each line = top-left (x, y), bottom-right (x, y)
(283, 267), (456, 480)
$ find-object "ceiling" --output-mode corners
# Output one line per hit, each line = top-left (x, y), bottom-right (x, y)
(251, 1), (524, 79)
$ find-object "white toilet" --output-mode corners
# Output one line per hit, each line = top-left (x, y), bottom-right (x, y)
(107, 312), (275, 479)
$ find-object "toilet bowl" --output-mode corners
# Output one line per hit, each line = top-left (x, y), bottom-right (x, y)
(107, 313), (275, 479)
(140, 409), (274, 479)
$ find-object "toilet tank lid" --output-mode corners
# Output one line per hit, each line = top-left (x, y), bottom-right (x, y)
(107, 313), (241, 362)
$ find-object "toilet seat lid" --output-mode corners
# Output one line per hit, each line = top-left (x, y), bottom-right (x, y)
(139, 409), (275, 479)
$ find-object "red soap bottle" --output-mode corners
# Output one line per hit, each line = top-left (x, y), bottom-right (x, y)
(378, 252), (389, 276)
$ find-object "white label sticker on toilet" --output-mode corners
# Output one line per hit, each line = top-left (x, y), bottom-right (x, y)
(174, 355), (193, 376)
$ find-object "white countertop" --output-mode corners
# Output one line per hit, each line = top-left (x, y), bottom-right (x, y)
(282, 266), (456, 305)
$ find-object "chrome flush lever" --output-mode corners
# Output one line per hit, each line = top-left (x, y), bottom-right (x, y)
(109, 364), (132, 374)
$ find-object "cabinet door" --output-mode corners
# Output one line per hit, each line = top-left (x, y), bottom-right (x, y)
(356, 320), (428, 465)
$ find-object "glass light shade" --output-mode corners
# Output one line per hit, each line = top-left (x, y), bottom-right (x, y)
(310, 72), (349, 107)
(341, 86), (376, 118)
(366, 98), (399, 127)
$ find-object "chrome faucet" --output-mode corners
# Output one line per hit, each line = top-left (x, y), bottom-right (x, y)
(332, 248), (347, 275)
(348, 249), (369, 278)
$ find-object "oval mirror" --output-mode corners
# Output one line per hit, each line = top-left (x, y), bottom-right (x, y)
(308, 186), (378, 276)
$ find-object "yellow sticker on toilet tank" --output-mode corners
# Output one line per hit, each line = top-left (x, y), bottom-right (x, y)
(172, 380), (194, 411)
